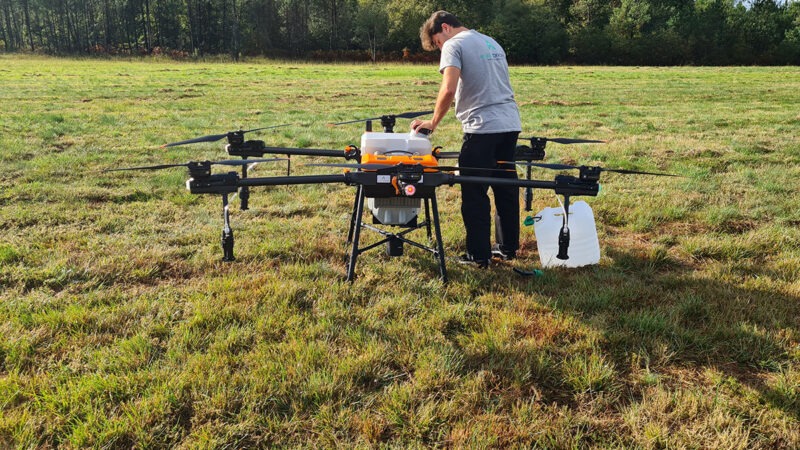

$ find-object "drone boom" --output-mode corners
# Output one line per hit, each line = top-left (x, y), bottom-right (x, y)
(521, 136), (606, 145)
(508, 161), (679, 178)
(259, 146), (356, 159)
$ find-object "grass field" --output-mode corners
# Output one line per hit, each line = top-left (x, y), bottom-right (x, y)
(1, 55), (799, 448)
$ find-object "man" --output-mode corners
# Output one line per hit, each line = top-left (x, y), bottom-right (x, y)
(410, 10), (521, 268)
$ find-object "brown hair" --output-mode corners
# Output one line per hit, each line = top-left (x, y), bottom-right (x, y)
(419, 11), (463, 51)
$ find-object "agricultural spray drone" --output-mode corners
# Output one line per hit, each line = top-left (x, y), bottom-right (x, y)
(108, 111), (676, 282)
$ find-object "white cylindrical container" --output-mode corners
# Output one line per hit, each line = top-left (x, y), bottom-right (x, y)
(368, 197), (421, 225)
(533, 200), (600, 268)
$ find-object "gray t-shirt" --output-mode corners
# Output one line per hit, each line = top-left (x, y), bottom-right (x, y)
(439, 29), (521, 134)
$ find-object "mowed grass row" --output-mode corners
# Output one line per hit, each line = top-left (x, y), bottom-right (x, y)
(1, 55), (798, 448)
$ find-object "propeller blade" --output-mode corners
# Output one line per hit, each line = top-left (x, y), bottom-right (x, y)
(520, 136), (605, 144)
(213, 158), (287, 166)
(162, 133), (228, 148)
(240, 124), (292, 134)
(104, 158), (286, 172)
(602, 168), (680, 177)
(161, 123), (292, 148)
(104, 163), (190, 172)
(394, 110), (434, 119)
(500, 161), (578, 170)
(545, 137), (605, 144)
(330, 117), (380, 126)
(330, 110), (433, 126)
(501, 160), (679, 177)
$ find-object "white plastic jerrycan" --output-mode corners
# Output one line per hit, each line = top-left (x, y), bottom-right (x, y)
(533, 200), (600, 268)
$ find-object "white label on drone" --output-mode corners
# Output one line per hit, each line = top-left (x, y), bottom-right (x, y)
(377, 175), (391, 183)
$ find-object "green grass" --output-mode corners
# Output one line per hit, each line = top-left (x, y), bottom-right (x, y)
(1, 55), (799, 448)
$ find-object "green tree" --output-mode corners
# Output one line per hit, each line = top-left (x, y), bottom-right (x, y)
(738, 0), (794, 63)
(245, 0), (281, 54)
(354, 0), (388, 61)
(609, 0), (651, 40)
(308, 0), (356, 50)
(483, 0), (567, 64)
(569, 0), (612, 28)
(776, 1), (800, 63)
(685, 0), (736, 64)
(384, 0), (428, 52)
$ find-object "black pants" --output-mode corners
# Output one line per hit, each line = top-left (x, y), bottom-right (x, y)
(458, 131), (520, 260)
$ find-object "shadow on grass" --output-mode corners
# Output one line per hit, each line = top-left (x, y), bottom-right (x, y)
(509, 246), (799, 420)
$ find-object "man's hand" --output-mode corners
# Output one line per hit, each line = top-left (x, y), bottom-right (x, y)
(410, 66), (460, 135)
(410, 119), (435, 133)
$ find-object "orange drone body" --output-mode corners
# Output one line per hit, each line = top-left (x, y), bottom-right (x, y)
(359, 153), (440, 171)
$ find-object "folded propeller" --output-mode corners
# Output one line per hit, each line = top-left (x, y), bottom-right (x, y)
(502, 161), (679, 177)
(330, 110), (434, 126)
(161, 124), (292, 148)
(104, 158), (287, 172)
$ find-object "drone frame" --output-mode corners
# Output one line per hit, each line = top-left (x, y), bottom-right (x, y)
(185, 160), (600, 282)
(150, 115), (635, 281)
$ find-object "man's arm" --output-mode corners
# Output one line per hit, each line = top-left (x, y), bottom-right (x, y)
(411, 66), (460, 133)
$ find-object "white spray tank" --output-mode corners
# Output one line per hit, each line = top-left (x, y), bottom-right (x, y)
(361, 130), (432, 225)
(533, 200), (600, 268)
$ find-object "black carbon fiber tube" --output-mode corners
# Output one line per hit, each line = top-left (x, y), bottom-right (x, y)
(259, 146), (347, 158)
(238, 174), (349, 186)
(451, 175), (557, 190)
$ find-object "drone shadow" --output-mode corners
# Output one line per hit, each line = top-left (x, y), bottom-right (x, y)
(481, 246), (800, 420)
(231, 229), (797, 419)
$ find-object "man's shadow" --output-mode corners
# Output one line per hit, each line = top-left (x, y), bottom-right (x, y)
(451, 246), (798, 419)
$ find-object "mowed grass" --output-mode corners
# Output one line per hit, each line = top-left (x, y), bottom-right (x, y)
(1, 55), (799, 448)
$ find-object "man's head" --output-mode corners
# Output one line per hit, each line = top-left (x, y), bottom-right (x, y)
(420, 11), (464, 51)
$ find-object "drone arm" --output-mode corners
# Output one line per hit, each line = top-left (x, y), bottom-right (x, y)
(259, 146), (348, 159)
(450, 175), (558, 191)
(238, 174), (350, 187)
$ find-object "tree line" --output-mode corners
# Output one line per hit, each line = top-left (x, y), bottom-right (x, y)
(1, 0), (799, 65)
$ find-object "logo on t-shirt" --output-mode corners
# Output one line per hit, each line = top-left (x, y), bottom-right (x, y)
(481, 38), (502, 60)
